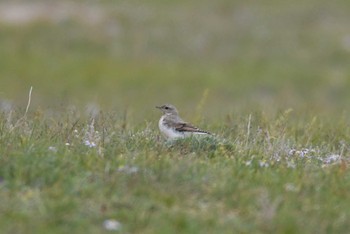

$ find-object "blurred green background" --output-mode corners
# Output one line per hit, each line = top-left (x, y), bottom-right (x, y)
(1, 0), (350, 120)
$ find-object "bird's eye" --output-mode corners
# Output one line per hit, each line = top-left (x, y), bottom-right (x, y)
(164, 107), (169, 110)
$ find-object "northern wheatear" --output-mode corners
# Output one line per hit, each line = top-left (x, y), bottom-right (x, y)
(156, 104), (211, 139)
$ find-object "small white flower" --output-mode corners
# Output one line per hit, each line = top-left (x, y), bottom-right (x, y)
(288, 148), (317, 158)
(48, 146), (57, 152)
(84, 140), (97, 148)
(65, 143), (70, 146)
(288, 149), (296, 156)
(103, 219), (122, 231)
(83, 118), (100, 148)
(118, 165), (139, 174)
(323, 154), (341, 164)
(245, 160), (252, 166)
(259, 160), (269, 168)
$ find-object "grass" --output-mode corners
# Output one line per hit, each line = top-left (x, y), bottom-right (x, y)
(1, 0), (350, 233)
(0, 108), (349, 233)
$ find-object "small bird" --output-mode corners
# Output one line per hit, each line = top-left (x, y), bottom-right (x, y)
(156, 104), (211, 139)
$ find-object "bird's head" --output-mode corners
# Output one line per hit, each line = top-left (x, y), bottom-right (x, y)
(156, 104), (179, 115)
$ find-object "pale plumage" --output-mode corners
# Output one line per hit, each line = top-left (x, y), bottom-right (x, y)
(156, 104), (211, 139)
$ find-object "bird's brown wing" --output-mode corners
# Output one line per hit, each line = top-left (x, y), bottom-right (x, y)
(174, 122), (211, 134)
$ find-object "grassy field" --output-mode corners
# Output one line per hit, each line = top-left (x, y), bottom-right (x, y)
(1, 0), (350, 233)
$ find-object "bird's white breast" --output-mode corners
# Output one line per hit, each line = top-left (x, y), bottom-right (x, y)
(158, 116), (185, 139)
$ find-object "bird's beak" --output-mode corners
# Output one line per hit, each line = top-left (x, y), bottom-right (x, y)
(155, 106), (162, 109)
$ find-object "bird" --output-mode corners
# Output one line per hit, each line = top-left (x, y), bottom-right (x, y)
(156, 104), (211, 140)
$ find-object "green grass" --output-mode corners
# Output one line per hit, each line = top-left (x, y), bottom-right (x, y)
(0, 109), (349, 233)
(1, 0), (350, 233)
